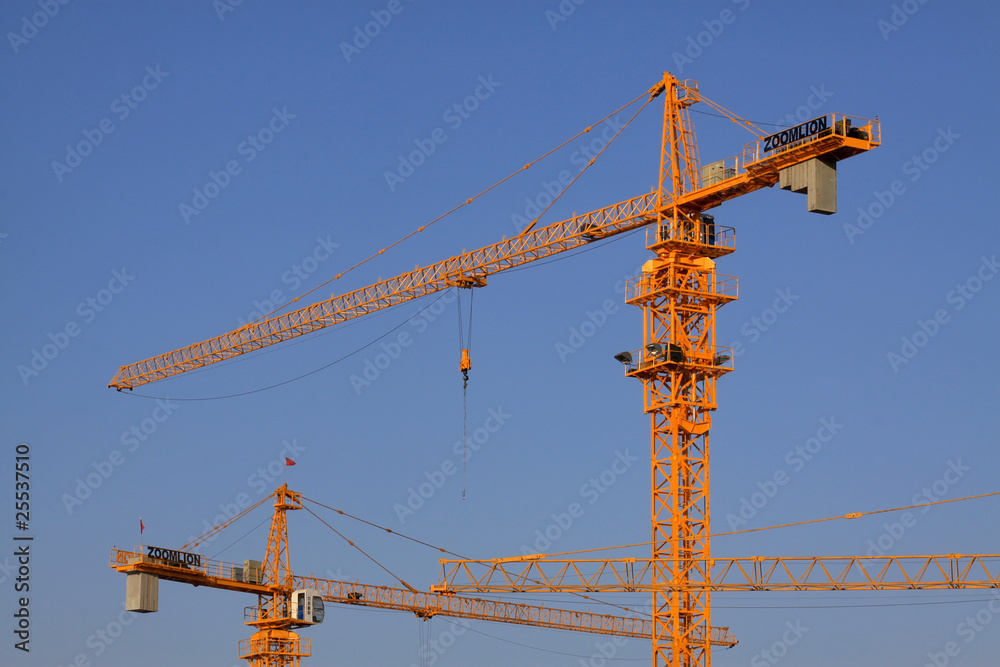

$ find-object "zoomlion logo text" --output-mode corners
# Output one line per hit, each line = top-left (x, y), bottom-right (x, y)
(146, 546), (201, 567)
(763, 115), (829, 152)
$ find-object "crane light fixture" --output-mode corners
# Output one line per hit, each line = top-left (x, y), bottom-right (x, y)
(613, 351), (632, 365)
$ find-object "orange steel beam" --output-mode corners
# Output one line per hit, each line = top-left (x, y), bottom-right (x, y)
(109, 550), (742, 645)
(432, 554), (1000, 593)
(255, 486), (301, 630)
(108, 193), (659, 390)
(293, 574), (730, 646)
(108, 105), (878, 391)
(111, 546), (271, 595)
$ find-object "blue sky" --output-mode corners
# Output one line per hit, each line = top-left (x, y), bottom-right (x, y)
(2, 1), (1000, 665)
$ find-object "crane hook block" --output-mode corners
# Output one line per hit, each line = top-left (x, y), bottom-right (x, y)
(460, 348), (471, 373)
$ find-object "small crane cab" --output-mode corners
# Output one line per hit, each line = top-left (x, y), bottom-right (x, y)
(293, 588), (325, 624)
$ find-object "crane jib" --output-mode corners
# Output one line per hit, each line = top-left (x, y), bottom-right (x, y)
(762, 115), (829, 152)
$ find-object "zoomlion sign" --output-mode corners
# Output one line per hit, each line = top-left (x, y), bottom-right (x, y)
(146, 546), (202, 567)
(763, 115), (829, 152)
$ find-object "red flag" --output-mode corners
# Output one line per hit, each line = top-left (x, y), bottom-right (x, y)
(285, 458), (296, 466)
(140, 518), (145, 534)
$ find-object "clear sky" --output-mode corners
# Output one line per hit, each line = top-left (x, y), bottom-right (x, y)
(2, 1), (1000, 666)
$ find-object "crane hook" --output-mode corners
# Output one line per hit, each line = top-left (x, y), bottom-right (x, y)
(460, 348), (471, 387)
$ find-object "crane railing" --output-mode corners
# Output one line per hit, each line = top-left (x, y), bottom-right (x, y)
(112, 547), (248, 581)
(679, 112), (880, 211)
(697, 113), (881, 192)
(432, 553), (1000, 593)
(644, 220), (736, 255)
(618, 345), (735, 376)
(625, 270), (739, 304)
(112, 547), (271, 593)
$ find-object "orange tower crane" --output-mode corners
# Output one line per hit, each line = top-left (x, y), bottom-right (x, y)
(107, 73), (986, 667)
(108, 74), (871, 393)
(111, 485), (737, 665)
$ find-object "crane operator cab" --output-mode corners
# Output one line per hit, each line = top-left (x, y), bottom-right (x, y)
(293, 588), (325, 624)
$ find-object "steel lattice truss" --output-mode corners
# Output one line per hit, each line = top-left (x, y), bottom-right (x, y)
(433, 554), (1000, 593)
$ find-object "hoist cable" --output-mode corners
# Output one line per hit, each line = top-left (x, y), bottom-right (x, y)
(517, 91), (657, 236)
(181, 494), (273, 551)
(518, 489), (1000, 558)
(302, 505), (419, 593)
(301, 496), (650, 618)
(256, 88), (653, 324)
(462, 378), (468, 501)
(467, 288), (475, 350)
